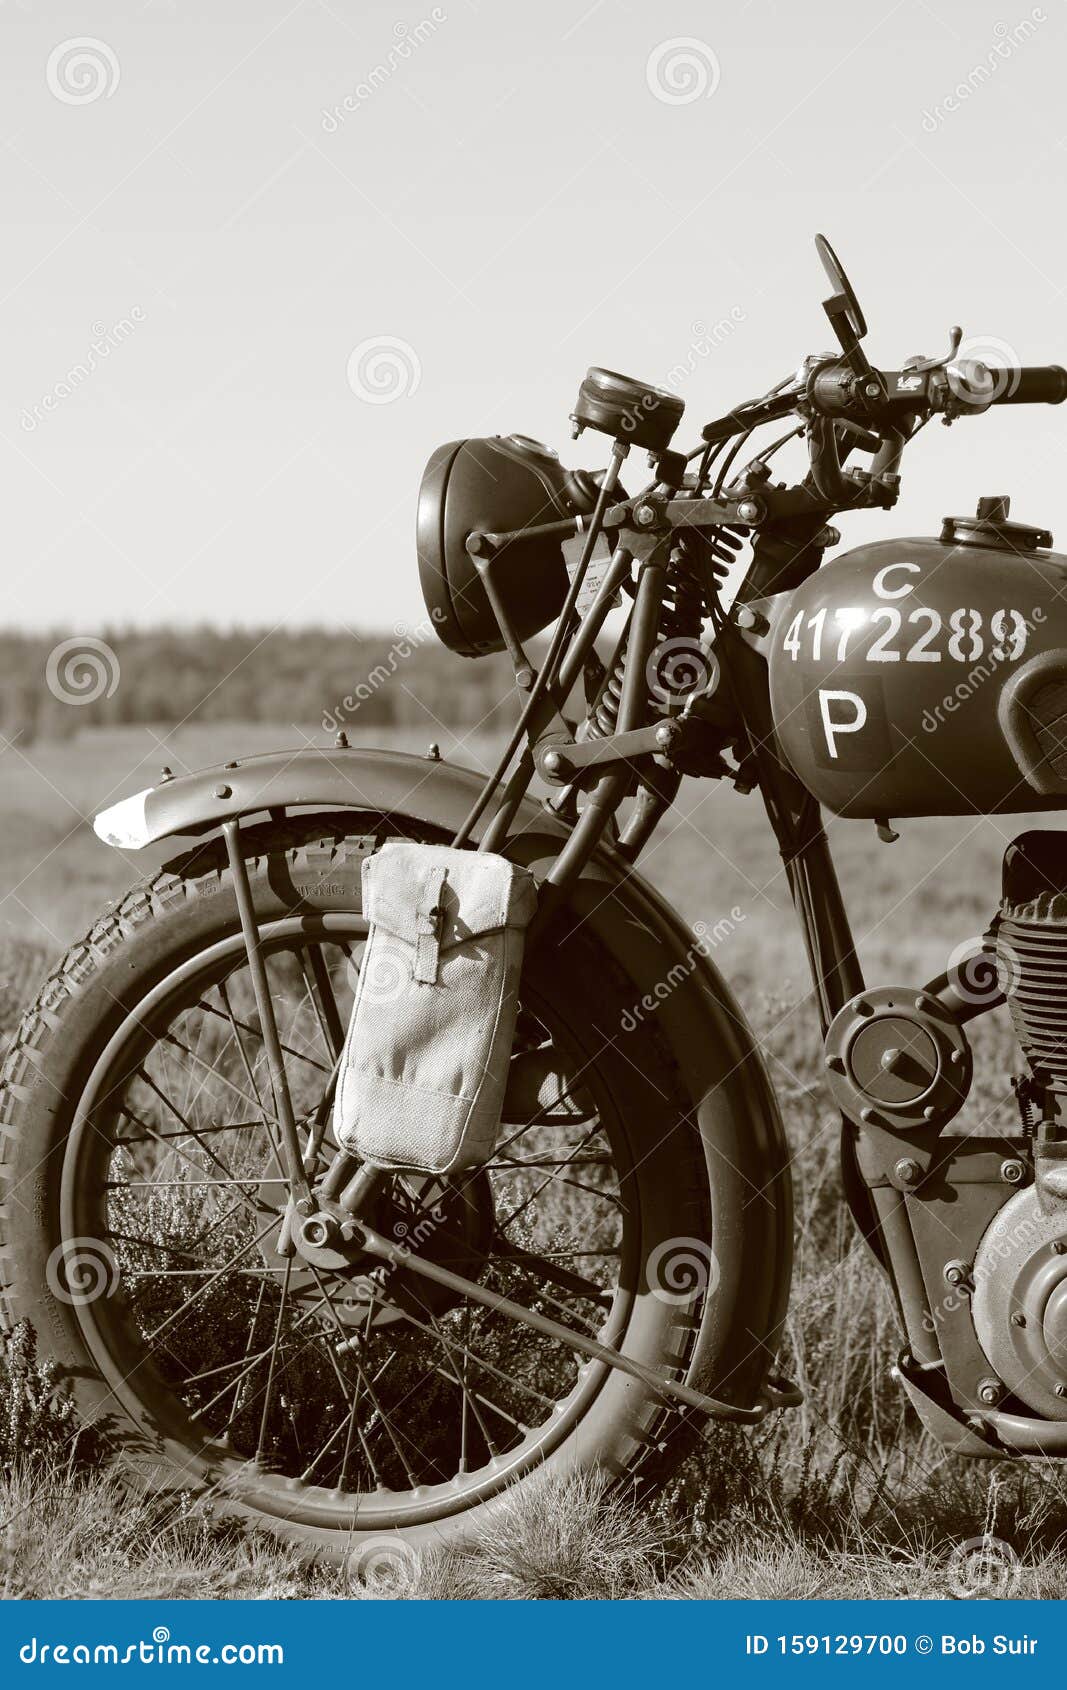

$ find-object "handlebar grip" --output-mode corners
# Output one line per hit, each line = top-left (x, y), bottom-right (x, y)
(992, 364), (1067, 405)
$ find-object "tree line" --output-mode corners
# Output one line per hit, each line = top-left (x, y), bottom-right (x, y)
(0, 627), (521, 743)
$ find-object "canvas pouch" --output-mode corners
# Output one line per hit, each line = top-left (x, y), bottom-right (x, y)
(334, 841), (538, 1174)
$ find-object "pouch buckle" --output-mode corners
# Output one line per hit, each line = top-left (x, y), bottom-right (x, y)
(413, 871), (447, 983)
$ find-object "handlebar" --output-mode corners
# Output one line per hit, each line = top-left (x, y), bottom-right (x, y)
(694, 345), (1066, 525)
(990, 363), (1067, 405)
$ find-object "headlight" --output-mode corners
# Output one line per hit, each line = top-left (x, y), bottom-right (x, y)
(416, 434), (599, 657)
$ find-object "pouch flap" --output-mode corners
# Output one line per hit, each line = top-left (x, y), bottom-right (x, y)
(362, 843), (537, 951)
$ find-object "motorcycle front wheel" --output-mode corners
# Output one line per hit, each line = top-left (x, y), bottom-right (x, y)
(0, 815), (715, 1563)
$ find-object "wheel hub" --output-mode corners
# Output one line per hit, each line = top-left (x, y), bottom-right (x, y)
(256, 1170), (496, 1329)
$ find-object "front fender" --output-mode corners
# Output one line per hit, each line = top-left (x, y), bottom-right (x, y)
(95, 745), (792, 1407)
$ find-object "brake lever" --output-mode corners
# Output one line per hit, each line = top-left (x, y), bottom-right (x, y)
(701, 384), (799, 444)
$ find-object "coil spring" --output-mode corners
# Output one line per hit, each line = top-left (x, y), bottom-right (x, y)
(586, 540), (740, 740)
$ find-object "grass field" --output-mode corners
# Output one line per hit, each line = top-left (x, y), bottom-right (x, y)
(2, 722), (1066, 1600)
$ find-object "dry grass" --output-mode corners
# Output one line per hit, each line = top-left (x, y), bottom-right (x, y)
(2, 724), (1067, 1596)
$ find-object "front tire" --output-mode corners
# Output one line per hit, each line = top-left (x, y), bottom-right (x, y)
(0, 816), (714, 1561)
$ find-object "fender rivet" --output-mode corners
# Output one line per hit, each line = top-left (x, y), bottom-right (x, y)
(214, 784), (232, 800)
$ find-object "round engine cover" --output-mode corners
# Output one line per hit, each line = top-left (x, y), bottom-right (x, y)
(823, 985), (971, 1132)
(768, 531), (1067, 818)
(972, 1185), (1067, 1420)
(417, 434), (596, 657)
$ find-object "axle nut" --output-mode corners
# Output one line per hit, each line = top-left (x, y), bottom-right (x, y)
(894, 1157), (922, 1188)
(977, 1377), (1004, 1406)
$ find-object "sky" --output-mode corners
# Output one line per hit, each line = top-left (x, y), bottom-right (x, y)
(2, 0), (1066, 635)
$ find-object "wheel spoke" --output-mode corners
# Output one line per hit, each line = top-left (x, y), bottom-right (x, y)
(130, 1079), (262, 1212)
(299, 945), (346, 1060)
(428, 1305), (500, 1463)
(197, 987), (332, 1076)
(486, 1153), (613, 1172)
(141, 1218), (280, 1347)
(490, 1238), (614, 1306)
(495, 1124), (607, 1232)
(213, 981), (287, 1182)
(307, 1266), (422, 1488)
(254, 1255), (292, 1465)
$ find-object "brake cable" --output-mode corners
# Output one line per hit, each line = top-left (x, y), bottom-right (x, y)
(712, 426), (759, 499)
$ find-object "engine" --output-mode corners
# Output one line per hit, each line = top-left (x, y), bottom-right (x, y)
(964, 829), (1067, 1423)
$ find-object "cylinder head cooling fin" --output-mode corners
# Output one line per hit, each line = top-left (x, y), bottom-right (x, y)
(997, 830), (1067, 1088)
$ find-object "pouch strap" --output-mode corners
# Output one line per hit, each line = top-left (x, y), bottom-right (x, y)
(412, 867), (448, 984)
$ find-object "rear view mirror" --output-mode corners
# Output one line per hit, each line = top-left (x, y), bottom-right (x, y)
(815, 232), (867, 350)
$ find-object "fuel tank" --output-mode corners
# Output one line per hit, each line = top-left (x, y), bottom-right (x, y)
(768, 499), (1067, 818)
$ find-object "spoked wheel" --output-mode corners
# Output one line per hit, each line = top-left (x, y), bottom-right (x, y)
(1, 817), (713, 1559)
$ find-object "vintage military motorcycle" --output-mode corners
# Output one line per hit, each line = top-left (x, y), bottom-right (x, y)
(6, 237), (1067, 1564)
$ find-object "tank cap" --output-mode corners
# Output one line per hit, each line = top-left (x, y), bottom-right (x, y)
(941, 494), (1052, 553)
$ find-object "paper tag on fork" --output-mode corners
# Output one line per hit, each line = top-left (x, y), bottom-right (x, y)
(562, 533), (621, 618)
